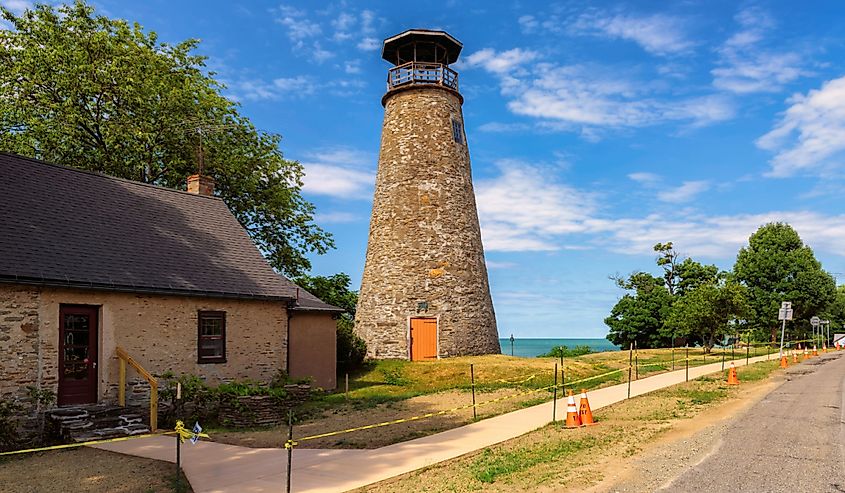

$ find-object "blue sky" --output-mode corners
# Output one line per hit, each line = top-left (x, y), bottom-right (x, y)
(6, 1), (845, 338)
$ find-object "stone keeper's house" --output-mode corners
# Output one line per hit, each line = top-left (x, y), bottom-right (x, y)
(0, 153), (341, 417)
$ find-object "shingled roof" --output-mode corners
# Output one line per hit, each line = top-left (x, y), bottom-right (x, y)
(0, 152), (314, 302)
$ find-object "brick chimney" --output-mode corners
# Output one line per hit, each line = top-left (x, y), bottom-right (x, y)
(187, 174), (215, 196)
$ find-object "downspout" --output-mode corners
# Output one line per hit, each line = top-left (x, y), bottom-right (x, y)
(284, 289), (300, 375)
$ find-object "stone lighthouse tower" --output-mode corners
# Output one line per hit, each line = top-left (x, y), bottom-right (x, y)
(355, 29), (500, 360)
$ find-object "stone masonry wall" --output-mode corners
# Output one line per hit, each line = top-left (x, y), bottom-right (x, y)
(0, 285), (288, 407)
(0, 286), (51, 403)
(355, 86), (500, 359)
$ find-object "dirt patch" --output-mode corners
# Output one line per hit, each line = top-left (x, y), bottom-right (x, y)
(213, 387), (549, 449)
(0, 447), (190, 492)
(356, 360), (784, 492)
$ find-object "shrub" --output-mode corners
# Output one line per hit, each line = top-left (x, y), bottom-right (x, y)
(539, 345), (593, 358)
(0, 399), (23, 452)
(158, 372), (214, 427)
(337, 318), (367, 373)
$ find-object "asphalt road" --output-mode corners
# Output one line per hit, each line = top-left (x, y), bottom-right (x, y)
(660, 351), (845, 493)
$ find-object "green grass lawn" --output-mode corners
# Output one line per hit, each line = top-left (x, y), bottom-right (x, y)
(312, 346), (778, 414)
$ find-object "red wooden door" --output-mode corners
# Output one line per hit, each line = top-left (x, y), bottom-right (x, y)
(410, 318), (437, 361)
(58, 305), (99, 405)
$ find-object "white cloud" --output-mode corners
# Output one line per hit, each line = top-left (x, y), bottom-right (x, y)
(475, 159), (845, 260)
(628, 172), (661, 185)
(230, 76), (314, 101)
(656, 180), (710, 203)
(1, 0), (31, 15)
(518, 15), (538, 33)
(475, 160), (596, 252)
(462, 48), (539, 75)
(314, 211), (362, 224)
(589, 211), (845, 260)
(344, 60), (362, 74)
(486, 260), (517, 269)
(757, 76), (845, 177)
(712, 7), (810, 94)
(496, 63), (734, 130)
(273, 5), (381, 57)
(274, 6), (321, 44)
(357, 37), (380, 51)
(570, 11), (694, 56)
(300, 147), (375, 199)
(477, 122), (531, 133)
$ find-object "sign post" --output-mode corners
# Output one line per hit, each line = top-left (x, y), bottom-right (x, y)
(778, 302), (793, 358)
(811, 316), (821, 351)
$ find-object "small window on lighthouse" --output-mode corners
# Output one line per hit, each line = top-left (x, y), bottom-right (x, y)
(451, 119), (464, 144)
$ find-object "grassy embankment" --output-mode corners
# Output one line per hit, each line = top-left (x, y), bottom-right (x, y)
(360, 358), (783, 492)
(210, 346), (776, 449)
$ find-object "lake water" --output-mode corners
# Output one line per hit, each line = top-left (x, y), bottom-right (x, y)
(499, 338), (620, 358)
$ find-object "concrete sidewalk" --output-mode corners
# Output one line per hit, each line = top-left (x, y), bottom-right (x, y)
(95, 351), (779, 492)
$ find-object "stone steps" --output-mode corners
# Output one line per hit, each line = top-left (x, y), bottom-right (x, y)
(48, 404), (151, 443)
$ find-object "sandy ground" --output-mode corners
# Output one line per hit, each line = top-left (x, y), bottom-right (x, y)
(214, 387), (548, 449)
(0, 447), (191, 493)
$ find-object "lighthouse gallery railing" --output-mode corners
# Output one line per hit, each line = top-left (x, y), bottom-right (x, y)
(387, 62), (459, 91)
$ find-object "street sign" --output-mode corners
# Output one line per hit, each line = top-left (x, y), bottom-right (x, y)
(778, 308), (793, 321)
(811, 316), (821, 326)
(781, 302), (792, 309)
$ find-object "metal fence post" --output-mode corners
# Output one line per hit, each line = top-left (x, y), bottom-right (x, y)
(552, 363), (558, 422)
(286, 410), (293, 493)
(470, 364), (477, 420)
(685, 346), (689, 382)
(634, 340), (639, 380)
(628, 342), (634, 399)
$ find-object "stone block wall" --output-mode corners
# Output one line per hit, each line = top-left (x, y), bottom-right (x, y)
(0, 285), (289, 407)
(355, 85), (500, 359)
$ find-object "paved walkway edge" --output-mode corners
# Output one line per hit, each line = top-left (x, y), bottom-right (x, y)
(94, 352), (779, 493)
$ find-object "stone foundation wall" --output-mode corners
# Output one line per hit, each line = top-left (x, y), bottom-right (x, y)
(355, 86), (500, 359)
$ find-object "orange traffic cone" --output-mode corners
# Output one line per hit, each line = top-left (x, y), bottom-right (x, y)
(779, 352), (789, 368)
(565, 390), (581, 428)
(823, 343), (827, 353)
(792, 349), (799, 364)
(837, 342), (841, 350)
(812, 345), (819, 357)
(727, 362), (739, 385)
(579, 389), (596, 426)
(803, 346), (809, 360)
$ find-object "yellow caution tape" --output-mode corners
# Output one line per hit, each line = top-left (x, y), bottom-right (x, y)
(0, 421), (212, 457)
(292, 368), (626, 445)
(174, 420), (210, 444)
(0, 431), (171, 456)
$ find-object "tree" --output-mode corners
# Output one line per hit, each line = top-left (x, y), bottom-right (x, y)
(605, 273), (673, 348)
(294, 273), (367, 372)
(0, 2), (332, 277)
(654, 242), (684, 296)
(733, 223), (836, 341)
(667, 275), (748, 352)
(675, 258), (719, 297)
(821, 285), (845, 332)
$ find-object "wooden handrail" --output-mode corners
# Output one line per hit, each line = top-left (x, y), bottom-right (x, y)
(116, 346), (158, 431)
